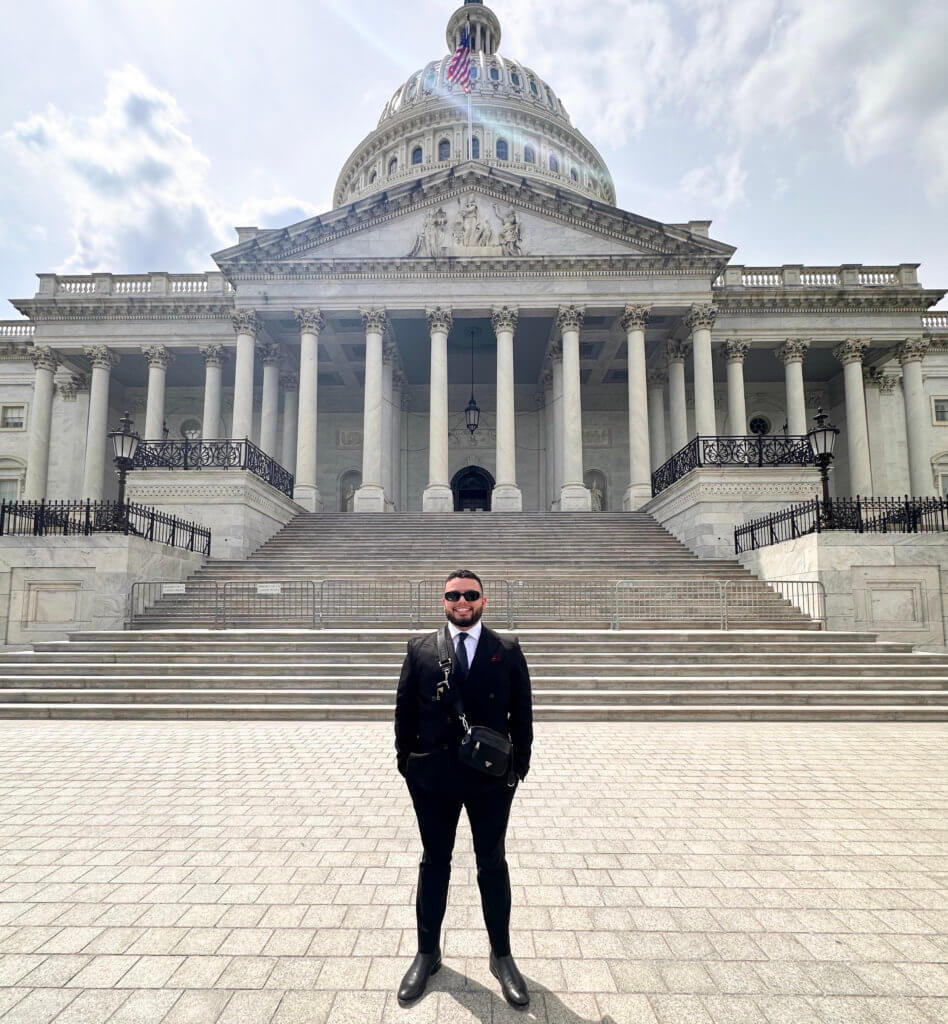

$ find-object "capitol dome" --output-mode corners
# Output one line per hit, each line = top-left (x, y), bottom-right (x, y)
(333, 1), (615, 208)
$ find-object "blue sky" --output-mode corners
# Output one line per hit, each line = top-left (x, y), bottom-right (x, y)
(1, 0), (946, 316)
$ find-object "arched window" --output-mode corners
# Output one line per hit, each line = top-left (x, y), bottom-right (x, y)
(549, 155), (559, 173)
(529, 79), (539, 96)
(423, 71), (436, 91)
(524, 145), (535, 164)
(496, 138), (508, 160)
(411, 146), (423, 165)
(438, 139), (450, 161)
(511, 72), (521, 87)
(489, 66), (500, 81)
(570, 167), (579, 182)
(388, 157), (398, 175)
(470, 66), (478, 80)
(369, 170), (377, 184)
(471, 136), (480, 158)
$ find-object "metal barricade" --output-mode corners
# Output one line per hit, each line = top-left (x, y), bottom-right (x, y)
(127, 581), (221, 628)
(507, 578), (615, 627)
(221, 581), (317, 628)
(614, 579), (726, 629)
(727, 579), (826, 629)
(318, 578), (415, 626)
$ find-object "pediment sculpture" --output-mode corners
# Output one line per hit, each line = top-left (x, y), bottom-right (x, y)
(407, 197), (526, 257)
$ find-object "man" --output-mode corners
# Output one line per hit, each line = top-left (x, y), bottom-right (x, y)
(394, 569), (533, 1008)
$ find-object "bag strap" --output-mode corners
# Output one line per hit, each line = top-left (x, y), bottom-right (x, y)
(434, 627), (470, 733)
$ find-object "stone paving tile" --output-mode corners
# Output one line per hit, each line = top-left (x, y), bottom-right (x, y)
(0, 721), (945, 1024)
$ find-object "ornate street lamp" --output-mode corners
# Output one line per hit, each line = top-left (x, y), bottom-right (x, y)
(807, 407), (839, 518)
(465, 327), (481, 435)
(162, 420), (170, 441)
(108, 411), (140, 514)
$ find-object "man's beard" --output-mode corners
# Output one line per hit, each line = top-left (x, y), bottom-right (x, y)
(444, 604), (484, 628)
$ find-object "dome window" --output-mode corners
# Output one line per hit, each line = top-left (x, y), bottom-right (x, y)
(511, 72), (521, 87)
(388, 157), (398, 175)
(524, 145), (536, 164)
(423, 71), (436, 91)
(549, 155), (559, 173)
(406, 81), (417, 101)
(570, 167), (579, 182)
(496, 139), (509, 160)
(489, 66), (500, 81)
(470, 66), (478, 80)
(529, 79), (539, 96)
(411, 146), (423, 165)
(471, 136), (480, 158)
(438, 139), (451, 161)
(369, 170), (377, 184)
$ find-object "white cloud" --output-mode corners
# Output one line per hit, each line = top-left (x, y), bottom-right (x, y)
(2, 65), (321, 273)
(680, 152), (747, 211)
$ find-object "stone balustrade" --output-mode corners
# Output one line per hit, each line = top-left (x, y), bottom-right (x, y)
(923, 313), (948, 331)
(714, 264), (920, 289)
(0, 322), (35, 337)
(35, 272), (234, 297)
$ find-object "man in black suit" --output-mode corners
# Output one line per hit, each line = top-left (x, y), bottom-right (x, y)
(394, 569), (533, 1008)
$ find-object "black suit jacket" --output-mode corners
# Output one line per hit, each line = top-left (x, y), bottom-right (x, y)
(394, 624), (533, 781)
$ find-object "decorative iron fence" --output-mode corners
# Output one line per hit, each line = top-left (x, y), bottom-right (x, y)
(651, 434), (814, 495)
(0, 499), (211, 556)
(127, 576), (825, 630)
(133, 437), (294, 498)
(735, 496), (948, 553)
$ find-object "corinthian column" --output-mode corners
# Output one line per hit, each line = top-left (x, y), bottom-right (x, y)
(354, 309), (388, 512)
(491, 305), (522, 510)
(556, 305), (591, 510)
(381, 341), (396, 509)
(666, 340), (689, 453)
(684, 304), (717, 436)
(549, 344), (564, 509)
(620, 304), (651, 509)
(294, 309), (324, 511)
(24, 347), (59, 500)
(647, 370), (667, 471)
(541, 368), (555, 508)
(258, 343), (282, 457)
(280, 374), (299, 475)
(834, 338), (873, 496)
(777, 338), (810, 436)
(199, 345), (226, 438)
(722, 340), (749, 435)
(143, 345), (172, 440)
(231, 311), (258, 441)
(82, 346), (119, 500)
(899, 337), (935, 496)
(423, 307), (454, 511)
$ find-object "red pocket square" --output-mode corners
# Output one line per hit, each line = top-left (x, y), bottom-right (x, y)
(491, 653), (503, 662)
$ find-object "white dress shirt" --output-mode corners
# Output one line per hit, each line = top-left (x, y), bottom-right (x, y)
(448, 620), (482, 667)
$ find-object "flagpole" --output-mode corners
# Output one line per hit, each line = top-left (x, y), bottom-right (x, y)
(468, 88), (473, 160)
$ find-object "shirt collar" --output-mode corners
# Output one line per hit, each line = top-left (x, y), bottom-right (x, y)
(448, 620), (483, 644)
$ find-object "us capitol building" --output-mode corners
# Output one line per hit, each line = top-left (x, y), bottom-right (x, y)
(1, 0), (946, 520)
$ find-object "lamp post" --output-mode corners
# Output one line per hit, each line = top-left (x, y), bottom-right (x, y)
(108, 411), (140, 525)
(807, 407), (839, 524)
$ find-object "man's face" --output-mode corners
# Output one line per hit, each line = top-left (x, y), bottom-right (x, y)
(442, 576), (486, 629)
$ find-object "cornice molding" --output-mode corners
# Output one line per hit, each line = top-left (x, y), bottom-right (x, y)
(13, 300), (235, 322)
(715, 293), (939, 315)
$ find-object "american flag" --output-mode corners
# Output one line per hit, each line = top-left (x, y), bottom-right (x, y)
(447, 26), (472, 93)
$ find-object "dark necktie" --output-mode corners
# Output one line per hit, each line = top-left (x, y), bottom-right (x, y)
(456, 633), (469, 677)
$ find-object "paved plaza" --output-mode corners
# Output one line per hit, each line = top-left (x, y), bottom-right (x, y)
(0, 720), (945, 1023)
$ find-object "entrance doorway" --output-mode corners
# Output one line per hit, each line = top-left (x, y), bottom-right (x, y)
(451, 465), (494, 511)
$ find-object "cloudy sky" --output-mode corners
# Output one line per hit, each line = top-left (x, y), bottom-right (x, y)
(1, 0), (946, 317)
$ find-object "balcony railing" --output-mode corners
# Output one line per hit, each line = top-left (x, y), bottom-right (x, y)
(0, 500), (210, 556)
(651, 434), (814, 496)
(735, 496), (948, 553)
(132, 437), (295, 499)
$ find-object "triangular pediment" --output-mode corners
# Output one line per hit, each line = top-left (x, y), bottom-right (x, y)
(213, 163), (734, 272)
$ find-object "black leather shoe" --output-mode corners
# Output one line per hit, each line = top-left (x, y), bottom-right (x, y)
(490, 951), (529, 1008)
(397, 950), (441, 1003)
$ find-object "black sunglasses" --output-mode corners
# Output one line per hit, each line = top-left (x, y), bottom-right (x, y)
(443, 590), (483, 602)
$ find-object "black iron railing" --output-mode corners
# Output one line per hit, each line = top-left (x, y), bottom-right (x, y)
(735, 495), (948, 553)
(651, 434), (814, 496)
(133, 437), (294, 498)
(0, 499), (211, 556)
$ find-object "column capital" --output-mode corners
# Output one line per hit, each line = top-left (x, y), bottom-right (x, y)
(548, 338), (563, 362)
(57, 378), (80, 401)
(619, 304), (650, 332)
(142, 344), (173, 370)
(555, 304), (585, 332)
(425, 306), (452, 333)
(29, 345), (59, 373)
(295, 308), (326, 334)
(199, 344), (227, 368)
(360, 308), (388, 334)
(490, 305), (519, 333)
(898, 336), (929, 365)
(684, 303), (717, 332)
(83, 345), (119, 370)
(257, 342), (282, 366)
(879, 375), (899, 394)
(863, 366), (885, 389)
(834, 337), (870, 366)
(232, 310), (259, 337)
(280, 373), (299, 392)
(776, 337), (810, 365)
(722, 339), (750, 364)
(647, 369), (667, 387)
(666, 339), (689, 363)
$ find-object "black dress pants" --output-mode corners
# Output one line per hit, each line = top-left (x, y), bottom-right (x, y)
(405, 766), (517, 957)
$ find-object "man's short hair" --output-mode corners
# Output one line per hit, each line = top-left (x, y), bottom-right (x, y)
(444, 568), (483, 592)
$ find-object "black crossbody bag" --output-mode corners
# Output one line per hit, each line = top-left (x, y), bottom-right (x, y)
(436, 627), (517, 788)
